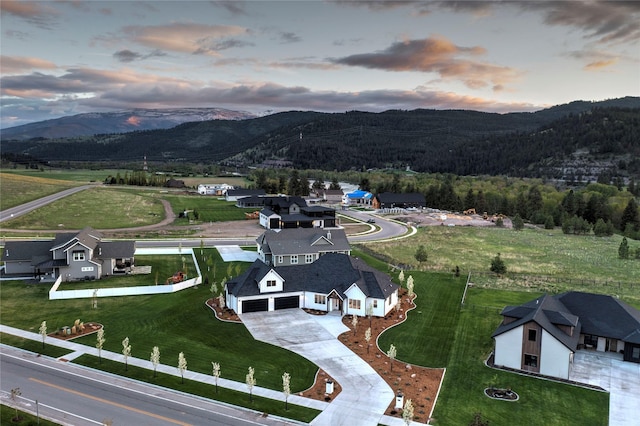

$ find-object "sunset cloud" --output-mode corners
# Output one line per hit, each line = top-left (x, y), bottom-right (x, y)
(113, 49), (167, 63)
(122, 23), (250, 55)
(1, 56), (58, 74)
(332, 36), (520, 90)
(0, 0), (59, 29)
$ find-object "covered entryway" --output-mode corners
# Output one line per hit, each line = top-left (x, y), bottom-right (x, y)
(275, 295), (299, 310)
(241, 298), (268, 313)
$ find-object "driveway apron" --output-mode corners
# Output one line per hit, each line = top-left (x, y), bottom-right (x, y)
(241, 309), (394, 426)
(569, 350), (640, 426)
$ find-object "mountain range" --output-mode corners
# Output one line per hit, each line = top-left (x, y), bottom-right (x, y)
(1, 108), (257, 140)
(1, 97), (639, 180)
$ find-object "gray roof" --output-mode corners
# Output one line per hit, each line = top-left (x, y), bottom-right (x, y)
(1, 227), (134, 264)
(96, 241), (135, 259)
(257, 228), (350, 257)
(227, 253), (398, 300)
(2, 240), (52, 262)
(492, 294), (581, 351)
(493, 291), (640, 347)
(557, 291), (640, 342)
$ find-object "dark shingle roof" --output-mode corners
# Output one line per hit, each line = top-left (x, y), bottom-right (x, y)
(494, 291), (640, 348)
(227, 253), (397, 300)
(1, 240), (52, 262)
(556, 291), (640, 341)
(375, 192), (426, 205)
(492, 294), (581, 351)
(257, 228), (350, 257)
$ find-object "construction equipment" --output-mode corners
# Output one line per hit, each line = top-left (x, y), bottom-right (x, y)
(244, 211), (260, 220)
(464, 208), (476, 215)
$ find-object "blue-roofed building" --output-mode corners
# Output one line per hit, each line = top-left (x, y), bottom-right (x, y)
(342, 190), (373, 206)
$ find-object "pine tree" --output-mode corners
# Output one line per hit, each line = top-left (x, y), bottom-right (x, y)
(490, 253), (507, 275)
(619, 237), (630, 259)
(512, 214), (524, 231)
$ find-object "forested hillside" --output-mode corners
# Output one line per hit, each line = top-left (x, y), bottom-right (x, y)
(1, 97), (638, 180)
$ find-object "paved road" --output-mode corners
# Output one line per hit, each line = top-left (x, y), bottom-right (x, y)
(0, 185), (93, 223)
(1, 346), (303, 426)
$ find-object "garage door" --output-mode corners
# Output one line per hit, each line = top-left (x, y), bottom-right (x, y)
(275, 296), (300, 310)
(242, 298), (268, 313)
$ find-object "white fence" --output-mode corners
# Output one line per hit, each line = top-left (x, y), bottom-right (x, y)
(49, 247), (202, 300)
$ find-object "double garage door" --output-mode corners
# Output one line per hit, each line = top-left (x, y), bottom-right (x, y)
(241, 296), (300, 313)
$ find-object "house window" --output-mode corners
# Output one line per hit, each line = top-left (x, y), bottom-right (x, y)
(305, 254), (314, 263)
(348, 299), (361, 310)
(633, 347), (640, 359)
(291, 255), (298, 264)
(373, 300), (378, 308)
(528, 329), (537, 342)
(277, 256), (283, 265)
(524, 354), (538, 368)
(72, 251), (85, 261)
(266, 280), (276, 287)
(584, 334), (598, 347)
(314, 294), (326, 304)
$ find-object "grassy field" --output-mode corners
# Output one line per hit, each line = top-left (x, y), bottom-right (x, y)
(0, 172), (79, 211)
(366, 225), (640, 302)
(0, 249), (318, 394)
(431, 287), (608, 425)
(4, 187), (166, 230)
(161, 193), (250, 222)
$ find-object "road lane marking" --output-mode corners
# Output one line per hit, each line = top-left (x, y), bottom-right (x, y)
(29, 377), (192, 426)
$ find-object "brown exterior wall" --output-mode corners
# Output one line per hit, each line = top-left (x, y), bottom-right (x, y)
(521, 321), (542, 373)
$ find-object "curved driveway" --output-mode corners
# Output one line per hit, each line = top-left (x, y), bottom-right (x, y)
(241, 309), (395, 426)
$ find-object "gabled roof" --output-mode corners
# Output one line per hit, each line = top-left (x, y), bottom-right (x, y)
(257, 228), (350, 257)
(52, 227), (103, 252)
(556, 291), (640, 341)
(226, 253), (398, 300)
(492, 294), (581, 351)
(228, 188), (266, 197)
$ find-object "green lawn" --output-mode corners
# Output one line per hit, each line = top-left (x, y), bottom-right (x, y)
(431, 287), (609, 425)
(377, 271), (467, 367)
(1, 403), (61, 426)
(55, 255), (197, 290)
(161, 193), (254, 223)
(4, 187), (165, 229)
(0, 249), (318, 394)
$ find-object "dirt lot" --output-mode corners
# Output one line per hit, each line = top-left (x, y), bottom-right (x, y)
(387, 210), (512, 229)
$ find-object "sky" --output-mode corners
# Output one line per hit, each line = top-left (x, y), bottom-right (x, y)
(1, 0), (639, 129)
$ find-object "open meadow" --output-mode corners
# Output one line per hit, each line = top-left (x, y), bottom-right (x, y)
(364, 225), (640, 304)
(0, 172), (79, 211)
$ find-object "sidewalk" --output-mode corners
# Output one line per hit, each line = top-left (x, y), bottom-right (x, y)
(0, 324), (413, 425)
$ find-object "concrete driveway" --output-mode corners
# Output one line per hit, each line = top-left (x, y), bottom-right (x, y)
(569, 350), (640, 426)
(241, 309), (395, 426)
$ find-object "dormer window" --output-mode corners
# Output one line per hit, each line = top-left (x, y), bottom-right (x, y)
(266, 280), (276, 287)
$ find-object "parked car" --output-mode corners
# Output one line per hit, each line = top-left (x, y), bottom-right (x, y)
(367, 218), (376, 223)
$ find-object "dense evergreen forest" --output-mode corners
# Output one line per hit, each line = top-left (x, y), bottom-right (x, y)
(2, 97), (638, 181)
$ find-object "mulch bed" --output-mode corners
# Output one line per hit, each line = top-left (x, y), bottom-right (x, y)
(49, 321), (102, 340)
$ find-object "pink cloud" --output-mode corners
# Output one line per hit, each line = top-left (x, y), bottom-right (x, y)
(122, 23), (250, 55)
(333, 36), (521, 90)
(1, 56), (58, 74)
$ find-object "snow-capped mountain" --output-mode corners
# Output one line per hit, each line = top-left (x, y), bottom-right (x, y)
(1, 108), (258, 140)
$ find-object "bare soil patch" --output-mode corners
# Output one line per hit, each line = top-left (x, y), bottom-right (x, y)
(49, 321), (102, 340)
